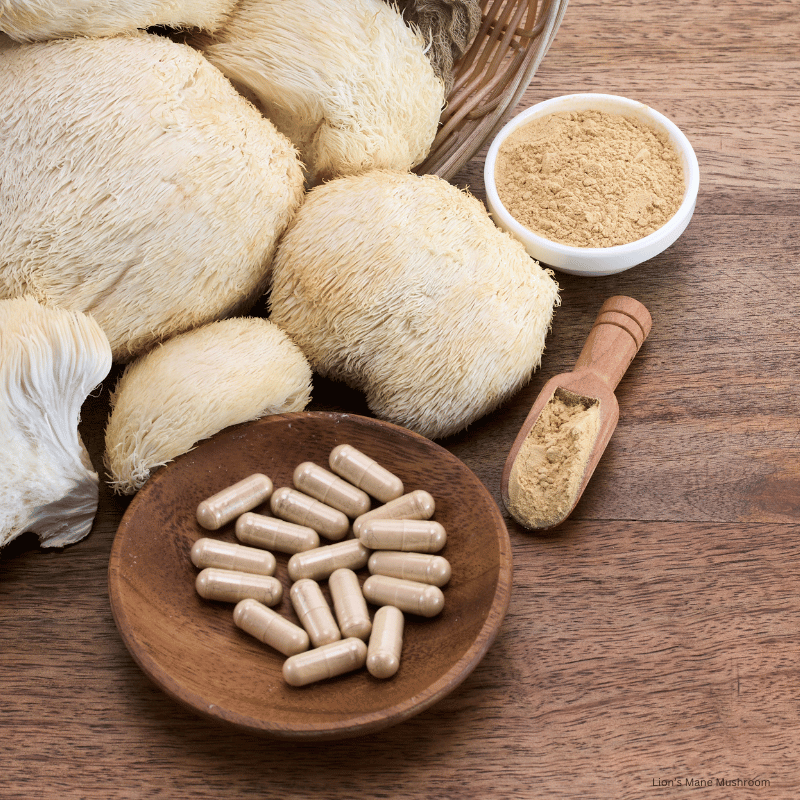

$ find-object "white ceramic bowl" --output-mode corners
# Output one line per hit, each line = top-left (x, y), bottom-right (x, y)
(484, 93), (700, 276)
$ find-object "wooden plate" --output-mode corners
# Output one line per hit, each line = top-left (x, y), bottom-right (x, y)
(108, 411), (512, 739)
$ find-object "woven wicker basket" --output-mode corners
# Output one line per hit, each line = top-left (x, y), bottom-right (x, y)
(415, 0), (569, 180)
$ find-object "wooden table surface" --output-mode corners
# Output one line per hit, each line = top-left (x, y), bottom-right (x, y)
(3, 0), (798, 797)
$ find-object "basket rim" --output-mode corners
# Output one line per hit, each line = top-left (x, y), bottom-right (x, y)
(415, 0), (570, 180)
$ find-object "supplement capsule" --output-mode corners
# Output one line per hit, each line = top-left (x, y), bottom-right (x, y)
(293, 461), (371, 518)
(287, 539), (370, 582)
(196, 473), (273, 530)
(235, 512), (319, 554)
(366, 605), (404, 679)
(329, 568), (372, 640)
(290, 578), (341, 647)
(270, 486), (349, 541)
(352, 490), (435, 537)
(358, 518), (446, 553)
(190, 537), (277, 576)
(233, 598), (309, 656)
(283, 637), (368, 687)
(368, 551), (451, 587)
(195, 568), (283, 606)
(328, 444), (404, 502)
(362, 574), (445, 618)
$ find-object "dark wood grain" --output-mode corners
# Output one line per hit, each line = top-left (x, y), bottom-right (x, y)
(3, 0), (800, 796)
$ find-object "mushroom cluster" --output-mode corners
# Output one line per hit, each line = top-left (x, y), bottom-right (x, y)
(0, 7), (559, 561)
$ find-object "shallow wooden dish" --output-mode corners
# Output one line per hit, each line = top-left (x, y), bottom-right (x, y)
(108, 411), (512, 739)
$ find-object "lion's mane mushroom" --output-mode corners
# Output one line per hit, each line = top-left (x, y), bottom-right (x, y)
(268, 170), (561, 440)
(104, 317), (312, 494)
(0, 33), (304, 362)
(1, 296), (112, 551)
(192, 0), (444, 184)
(0, 0), (236, 42)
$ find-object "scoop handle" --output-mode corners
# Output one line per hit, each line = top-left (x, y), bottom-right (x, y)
(573, 296), (652, 392)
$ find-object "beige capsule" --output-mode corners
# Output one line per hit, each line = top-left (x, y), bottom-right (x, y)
(190, 537), (277, 576)
(270, 486), (349, 541)
(366, 605), (404, 679)
(196, 473), (274, 530)
(287, 539), (370, 582)
(293, 461), (371, 518)
(195, 568), (283, 606)
(329, 568), (372, 640)
(352, 489), (436, 537)
(357, 518), (446, 553)
(289, 578), (341, 647)
(233, 598), (309, 657)
(235, 511), (319, 554)
(283, 637), (368, 687)
(362, 574), (444, 618)
(368, 551), (451, 587)
(328, 444), (404, 503)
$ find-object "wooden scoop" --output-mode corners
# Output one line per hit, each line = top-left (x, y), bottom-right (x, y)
(501, 295), (652, 530)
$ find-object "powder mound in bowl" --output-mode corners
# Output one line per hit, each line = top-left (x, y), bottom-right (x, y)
(494, 109), (685, 248)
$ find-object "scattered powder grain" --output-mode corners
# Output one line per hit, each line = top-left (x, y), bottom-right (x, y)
(507, 388), (600, 529)
(494, 109), (685, 247)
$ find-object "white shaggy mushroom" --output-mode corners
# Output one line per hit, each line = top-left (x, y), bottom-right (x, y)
(193, 0), (445, 184)
(0, 0), (236, 42)
(268, 170), (561, 439)
(0, 33), (305, 362)
(104, 317), (313, 494)
(1, 296), (112, 551)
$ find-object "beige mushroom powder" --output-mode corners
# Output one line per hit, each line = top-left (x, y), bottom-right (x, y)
(494, 109), (685, 247)
(506, 388), (600, 529)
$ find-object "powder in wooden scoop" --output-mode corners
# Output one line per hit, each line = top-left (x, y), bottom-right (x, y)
(494, 109), (685, 247)
(507, 388), (600, 529)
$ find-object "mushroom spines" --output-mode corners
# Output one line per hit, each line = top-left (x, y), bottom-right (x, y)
(0, 0), (238, 42)
(195, 0), (444, 184)
(0, 33), (304, 362)
(269, 170), (560, 439)
(104, 316), (312, 494)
